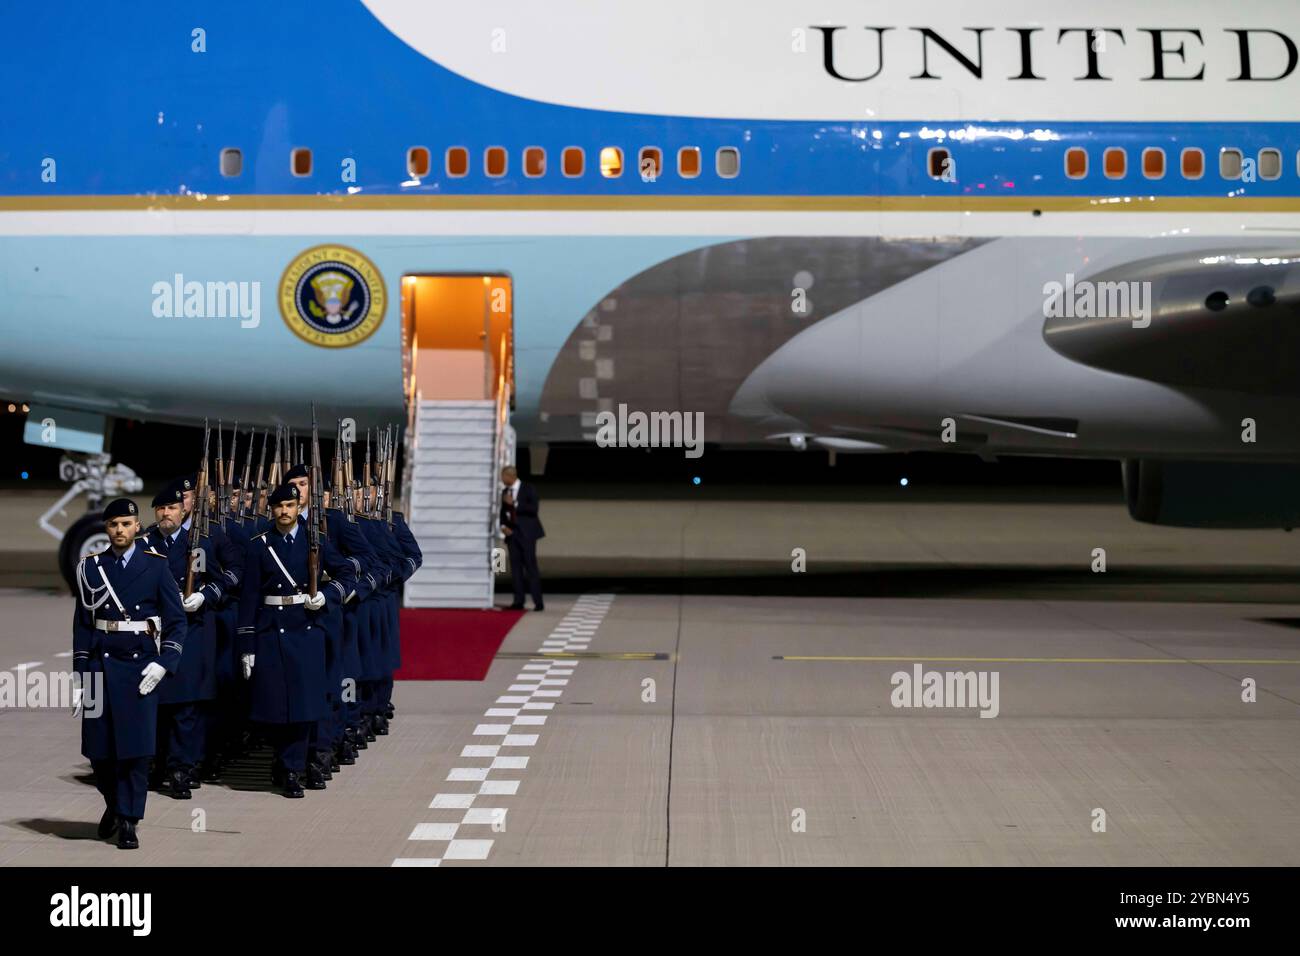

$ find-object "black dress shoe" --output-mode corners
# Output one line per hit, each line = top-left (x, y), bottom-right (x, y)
(336, 746), (356, 767)
(305, 765), (327, 790)
(374, 716), (389, 736)
(329, 752), (341, 773)
(533, 604), (545, 612)
(384, 704), (395, 720)
(282, 772), (305, 798)
(200, 760), (222, 783)
(97, 808), (118, 839)
(186, 767), (202, 789)
(116, 819), (139, 850)
(166, 769), (192, 800)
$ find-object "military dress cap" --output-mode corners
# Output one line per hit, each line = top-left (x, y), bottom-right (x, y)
(151, 484), (183, 508)
(103, 498), (139, 520)
(269, 481), (300, 504)
(284, 463), (309, 481)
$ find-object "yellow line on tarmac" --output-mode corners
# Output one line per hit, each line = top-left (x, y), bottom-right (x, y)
(776, 655), (1300, 665)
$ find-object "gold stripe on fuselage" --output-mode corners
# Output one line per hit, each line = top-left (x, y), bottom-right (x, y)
(2, 195), (1300, 212)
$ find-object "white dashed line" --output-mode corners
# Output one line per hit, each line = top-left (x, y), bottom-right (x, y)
(393, 594), (615, 867)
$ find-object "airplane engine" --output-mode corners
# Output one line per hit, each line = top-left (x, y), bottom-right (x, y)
(1121, 459), (1300, 530)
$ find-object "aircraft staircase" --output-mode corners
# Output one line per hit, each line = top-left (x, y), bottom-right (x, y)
(403, 344), (514, 608)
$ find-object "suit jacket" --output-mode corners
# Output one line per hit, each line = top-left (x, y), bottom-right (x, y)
(501, 483), (545, 543)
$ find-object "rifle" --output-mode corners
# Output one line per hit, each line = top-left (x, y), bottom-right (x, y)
(266, 426), (282, 517)
(184, 420), (211, 600)
(343, 431), (357, 522)
(308, 404), (324, 598)
(214, 419), (228, 530)
(249, 428), (268, 521)
(363, 428), (373, 517)
(238, 426), (254, 521)
(382, 424), (395, 527)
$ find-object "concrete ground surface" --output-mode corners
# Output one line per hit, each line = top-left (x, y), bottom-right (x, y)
(2, 582), (1299, 866)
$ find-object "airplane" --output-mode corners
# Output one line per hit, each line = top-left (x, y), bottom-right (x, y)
(2, 0), (1300, 590)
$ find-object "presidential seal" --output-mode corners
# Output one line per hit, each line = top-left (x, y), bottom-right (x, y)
(279, 244), (386, 348)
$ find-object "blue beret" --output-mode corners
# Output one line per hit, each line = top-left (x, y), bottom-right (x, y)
(284, 463), (309, 481)
(103, 498), (139, 521)
(151, 484), (183, 508)
(269, 482), (300, 504)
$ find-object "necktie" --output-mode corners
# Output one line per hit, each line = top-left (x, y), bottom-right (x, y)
(284, 534), (293, 547)
(116, 555), (126, 571)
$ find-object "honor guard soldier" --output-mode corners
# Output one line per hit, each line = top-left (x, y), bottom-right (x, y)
(287, 463), (377, 776)
(203, 479), (252, 780)
(237, 482), (356, 797)
(138, 479), (232, 799)
(72, 498), (186, 849)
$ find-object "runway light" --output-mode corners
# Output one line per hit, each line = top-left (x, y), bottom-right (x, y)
(21, 471), (29, 480)
(692, 477), (701, 486)
(900, 477), (909, 487)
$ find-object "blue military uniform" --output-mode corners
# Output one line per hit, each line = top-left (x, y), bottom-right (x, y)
(237, 487), (356, 794)
(73, 500), (186, 836)
(139, 480), (241, 796)
(204, 503), (251, 776)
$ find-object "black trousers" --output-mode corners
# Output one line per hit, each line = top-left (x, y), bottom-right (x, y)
(266, 722), (311, 773)
(507, 534), (543, 607)
(91, 757), (149, 821)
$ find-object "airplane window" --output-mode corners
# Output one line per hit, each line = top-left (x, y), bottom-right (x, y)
(678, 147), (701, 178)
(219, 148), (242, 178)
(291, 147), (313, 177)
(1142, 148), (1165, 179)
(407, 147), (430, 178)
(1219, 148), (1243, 180)
(446, 146), (469, 177)
(600, 147), (624, 178)
(638, 147), (662, 182)
(1103, 147), (1126, 179)
(927, 147), (951, 180)
(1259, 148), (1282, 180)
(485, 146), (508, 177)
(562, 147), (585, 177)
(524, 146), (546, 178)
(1181, 147), (1204, 179)
(1064, 147), (1087, 179)
(717, 147), (740, 178)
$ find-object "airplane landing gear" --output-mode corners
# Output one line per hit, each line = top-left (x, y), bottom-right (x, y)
(43, 453), (143, 592)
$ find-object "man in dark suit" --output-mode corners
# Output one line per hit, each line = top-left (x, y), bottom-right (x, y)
(499, 465), (544, 611)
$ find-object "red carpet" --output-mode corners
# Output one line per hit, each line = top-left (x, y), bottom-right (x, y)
(394, 607), (526, 680)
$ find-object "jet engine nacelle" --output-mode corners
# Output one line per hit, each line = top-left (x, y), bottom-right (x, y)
(1122, 459), (1300, 530)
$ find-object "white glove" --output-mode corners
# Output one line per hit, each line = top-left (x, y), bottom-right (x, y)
(138, 662), (166, 695)
(72, 686), (84, 718)
(241, 654), (255, 679)
(182, 592), (205, 612)
(304, 592), (326, 611)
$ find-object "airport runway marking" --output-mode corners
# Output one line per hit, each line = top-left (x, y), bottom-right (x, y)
(392, 593), (615, 867)
(775, 655), (1300, 665)
(495, 651), (670, 661)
